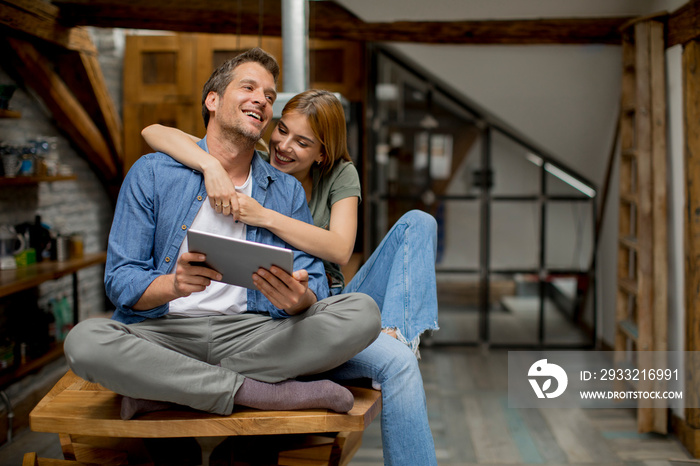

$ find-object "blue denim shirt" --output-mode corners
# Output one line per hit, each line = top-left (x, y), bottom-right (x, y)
(105, 138), (329, 324)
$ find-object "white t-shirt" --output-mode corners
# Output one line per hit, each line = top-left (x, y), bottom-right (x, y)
(168, 168), (253, 317)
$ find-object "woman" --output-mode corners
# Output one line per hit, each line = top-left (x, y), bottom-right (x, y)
(142, 89), (439, 465)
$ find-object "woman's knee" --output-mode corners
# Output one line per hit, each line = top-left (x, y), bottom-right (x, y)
(401, 210), (437, 238)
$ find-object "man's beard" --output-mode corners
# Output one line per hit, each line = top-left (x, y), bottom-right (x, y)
(221, 119), (264, 146)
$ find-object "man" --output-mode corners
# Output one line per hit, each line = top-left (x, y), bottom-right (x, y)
(64, 48), (380, 419)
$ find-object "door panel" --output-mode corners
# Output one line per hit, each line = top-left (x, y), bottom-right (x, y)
(123, 34), (197, 172)
(123, 33), (364, 175)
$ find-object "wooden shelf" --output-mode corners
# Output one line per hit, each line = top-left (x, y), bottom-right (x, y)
(0, 252), (107, 299)
(0, 175), (77, 186)
(0, 109), (21, 119)
(0, 343), (64, 389)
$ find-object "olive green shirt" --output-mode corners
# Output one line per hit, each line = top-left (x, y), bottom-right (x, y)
(308, 161), (361, 288)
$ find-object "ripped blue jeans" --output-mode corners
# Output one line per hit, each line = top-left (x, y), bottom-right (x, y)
(330, 210), (439, 465)
(340, 209), (439, 352)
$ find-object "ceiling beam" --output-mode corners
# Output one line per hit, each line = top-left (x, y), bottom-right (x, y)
(0, 0), (96, 52)
(668, 0), (700, 47)
(4, 37), (119, 182)
(314, 18), (631, 45)
(50, 0), (632, 45)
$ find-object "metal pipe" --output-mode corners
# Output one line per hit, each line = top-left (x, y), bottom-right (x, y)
(281, 0), (309, 93)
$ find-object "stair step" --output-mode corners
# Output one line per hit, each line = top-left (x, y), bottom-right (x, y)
(620, 193), (637, 204)
(618, 319), (639, 341)
(619, 236), (638, 250)
(618, 277), (638, 295)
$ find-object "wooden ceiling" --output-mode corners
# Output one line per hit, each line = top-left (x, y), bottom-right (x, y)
(48, 0), (636, 45)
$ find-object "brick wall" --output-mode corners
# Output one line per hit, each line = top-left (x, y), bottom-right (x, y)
(0, 27), (125, 321)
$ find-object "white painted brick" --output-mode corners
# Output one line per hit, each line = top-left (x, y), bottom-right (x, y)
(0, 61), (115, 322)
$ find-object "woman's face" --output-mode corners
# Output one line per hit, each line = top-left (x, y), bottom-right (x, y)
(268, 111), (324, 179)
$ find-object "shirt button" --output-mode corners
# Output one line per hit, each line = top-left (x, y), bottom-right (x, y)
(181, 225), (187, 230)
(197, 196), (203, 201)
(165, 257), (171, 263)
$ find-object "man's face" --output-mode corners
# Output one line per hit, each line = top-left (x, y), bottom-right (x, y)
(207, 62), (277, 143)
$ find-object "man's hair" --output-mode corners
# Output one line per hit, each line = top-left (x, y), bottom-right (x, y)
(201, 48), (280, 128)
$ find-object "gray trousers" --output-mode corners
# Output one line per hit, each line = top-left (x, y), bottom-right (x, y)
(63, 293), (380, 415)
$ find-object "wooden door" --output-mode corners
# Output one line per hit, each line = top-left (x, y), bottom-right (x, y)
(309, 39), (365, 102)
(122, 33), (364, 175)
(123, 34), (198, 173)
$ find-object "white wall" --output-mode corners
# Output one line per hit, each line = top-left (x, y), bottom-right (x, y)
(666, 43), (685, 419)
(0, 66), (112, 318)
(337, 0), (674, 21)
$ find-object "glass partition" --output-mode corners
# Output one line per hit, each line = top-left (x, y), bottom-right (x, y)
(367, 45), (597, 348)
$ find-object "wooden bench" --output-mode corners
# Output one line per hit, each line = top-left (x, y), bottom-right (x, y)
(29, 371), (382, 465)
(22, 452), (89, 466)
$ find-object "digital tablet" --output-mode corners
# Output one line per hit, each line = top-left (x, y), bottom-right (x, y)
(186, 229), (294, 289)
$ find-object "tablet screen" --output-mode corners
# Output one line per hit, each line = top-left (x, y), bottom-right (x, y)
(187, 229), (294, 289)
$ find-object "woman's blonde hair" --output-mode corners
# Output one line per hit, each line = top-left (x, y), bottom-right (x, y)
(282, 89), (351, 175)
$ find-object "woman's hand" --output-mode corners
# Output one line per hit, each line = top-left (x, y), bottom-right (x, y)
(200, 158), (239, 217)
(234, 193), (270, 227)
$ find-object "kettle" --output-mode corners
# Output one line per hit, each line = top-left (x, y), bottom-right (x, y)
(0, 225), (25, 270)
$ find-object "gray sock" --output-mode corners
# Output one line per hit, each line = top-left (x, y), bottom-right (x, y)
(234, 378), (354, 413)
(120, 396), (173, 420)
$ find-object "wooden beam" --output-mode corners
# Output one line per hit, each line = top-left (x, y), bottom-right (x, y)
(51, 0), (632, 45)
(316, 17), (631, 45)
(77, 51), (123, 164)
(0, 0), (96, 53)
(683, 38), (700, 429)
(53, 51), (123, 165)
(4, 37), (118, 181)
(649, 20), (668, 361)
(53, 50), (122, 167)
(53, 0), (286, 36)
(668, 0), (700, 47)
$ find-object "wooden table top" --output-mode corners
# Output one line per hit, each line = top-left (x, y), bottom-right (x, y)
(30, 371), (382, 438)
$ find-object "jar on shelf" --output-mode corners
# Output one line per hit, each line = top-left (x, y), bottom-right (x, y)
(69, 233), (84, 259)
(32, 136), (59, 177)
(16, 143), (35, 176)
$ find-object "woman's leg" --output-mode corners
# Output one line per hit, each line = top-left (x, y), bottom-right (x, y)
(326, 333), (437, 466)
(344, 210), (439, 353)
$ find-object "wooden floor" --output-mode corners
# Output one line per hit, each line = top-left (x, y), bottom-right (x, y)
(0, 345), (695, 465)
(352, 346), (696, 465)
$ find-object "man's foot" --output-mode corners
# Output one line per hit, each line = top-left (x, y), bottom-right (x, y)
(234, 378), (354, 413)
(120, 396), (174, 420)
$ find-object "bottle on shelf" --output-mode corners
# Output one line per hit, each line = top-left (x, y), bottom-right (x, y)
(45, 304), (56, 343)
(51, 295), (72, 341)
(16, 215), (52, 262)
(0, 336), (14, 370)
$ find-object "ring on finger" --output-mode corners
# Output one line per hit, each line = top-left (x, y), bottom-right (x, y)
(222, 204), (230, 208)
